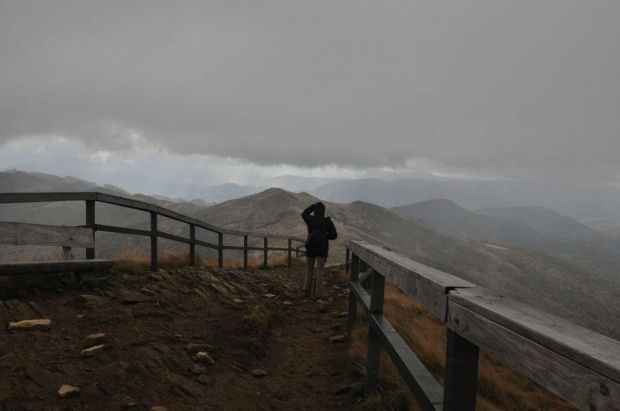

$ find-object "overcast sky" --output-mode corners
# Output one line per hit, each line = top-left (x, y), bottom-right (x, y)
(1, 1), (619, 191)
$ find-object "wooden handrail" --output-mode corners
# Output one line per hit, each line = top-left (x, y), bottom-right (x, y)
(0, 192), (306, 270)
(346, 240), (620, 411)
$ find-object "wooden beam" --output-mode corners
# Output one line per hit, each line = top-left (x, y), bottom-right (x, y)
(349, 240), (475, 320)
(0, 192), (97, 203)
(156, 231), (191, 244)
(347, 253), (360, 331)
(447, 300), (620, 409)
(85, 200), (95, 259)
(189, 224), (196, 266)
(370, 314), (444, 410)
(287, 238), (292, 268)
(94, 224), (151, 237)
(366, 272), (385, 391)
(449, 287), (620, 384)
(0, 191), (307, 244)
(150, 212), (157, 271)
(218, 233), (223, 268)
(263, 237), (268, 268)
(349, 240), (475, 293)
(351, 279), (444, 410)
(194, 239), (219, 250)
(0, 222), (94, 248)
(443, 329), (479, 410)
(243, 235), (248, 270)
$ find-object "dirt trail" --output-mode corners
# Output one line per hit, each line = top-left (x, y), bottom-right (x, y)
(0, 264), (354, 410)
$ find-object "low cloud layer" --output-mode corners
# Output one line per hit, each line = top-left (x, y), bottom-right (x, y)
(1, 1), (619, 185)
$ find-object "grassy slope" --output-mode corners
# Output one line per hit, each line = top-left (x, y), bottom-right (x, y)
(348, 278), (576, 410)
(195, 189), (620, 339)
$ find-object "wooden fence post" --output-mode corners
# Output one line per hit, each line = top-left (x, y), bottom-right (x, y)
(345, 247), (350, 273)
(263, 237), (268, 268)
(366, 271), (385, 392)
(287, 239), (292, 267)
(189, 224), (196, 266)
(243, 235), (248, 270)
(218, 232), (223, 268)
(443, 329), (480, 410)
(150, 212), (158, 271)
(347, 253), (360, 331)
(85, 200), (95, 259)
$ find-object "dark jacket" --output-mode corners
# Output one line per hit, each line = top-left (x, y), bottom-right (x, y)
(301, 202), (338, 258)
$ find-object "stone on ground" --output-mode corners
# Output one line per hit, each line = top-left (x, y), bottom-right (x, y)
(329, 335), (347, 343)
(151, 407), (168, 411)
(81, 344), (105, 357)
(8, 319), (51, 331)
(58, 385), (80, 398)
(82, 332), (106, 348)
(251, 369), (267, 378)
(195, 352), (215, 365)
(186, 343), (216, 353)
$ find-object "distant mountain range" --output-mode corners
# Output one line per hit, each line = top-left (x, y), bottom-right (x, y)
(393, 199), (620, 283)
(579, 217), (620, 237)
(1, 170), (619, 339)
(310, 178), (620, 220)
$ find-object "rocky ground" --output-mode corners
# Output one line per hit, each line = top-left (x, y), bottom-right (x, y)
(0, 264), (354, 410)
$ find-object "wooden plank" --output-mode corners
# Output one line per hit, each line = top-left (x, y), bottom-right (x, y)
(97, 193), (307, 242)
(348, 254), (361, 331)
(85, 200), (95, 259)
(95, 224), (151, 237)
(447, 301), (620, 410)
(157, 231), (191, 245)
(150, 212), (157, 271)
(0, 192), (97, 203)
(189, 224), (196, 266)
(450, 288), (620, 384)
(0, 191), (306, 244)
(0, 260), (115, 276)
(367, 273), (385, 390)
(352, 243), (447, 320)
(243, 236), (248, 270)
(263, 238), (268, 268)
(370, 314), (444, 410)
(97, 192), (223, 234)
(443, 328), (479, 410)
(218, 233), (223, 268)
(415, 279), (448, 320)
(350, 280), (371, 314)
(194, 239), (219, 250)
(287, 238), (292, 268)
(0, 221), (94, 248)
(349, 241), (475, 292)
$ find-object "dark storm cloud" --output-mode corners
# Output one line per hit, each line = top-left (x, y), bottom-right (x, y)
(1, 1), (619, 183)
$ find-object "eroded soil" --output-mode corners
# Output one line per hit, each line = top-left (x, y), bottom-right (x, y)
(0, 265), (353, 410)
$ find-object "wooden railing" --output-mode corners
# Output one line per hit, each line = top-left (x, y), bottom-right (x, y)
(345, 240), (620, 411)
(0, 192), (306, 270)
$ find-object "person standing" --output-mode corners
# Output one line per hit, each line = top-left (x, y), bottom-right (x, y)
(301, 202), (338, 300)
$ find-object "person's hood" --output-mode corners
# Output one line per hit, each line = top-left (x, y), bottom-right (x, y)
(314, 202), (326, 216)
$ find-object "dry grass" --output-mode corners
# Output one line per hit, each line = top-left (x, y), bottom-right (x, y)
(111, 250), (303, 276)
(347, 275), (575, 411)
